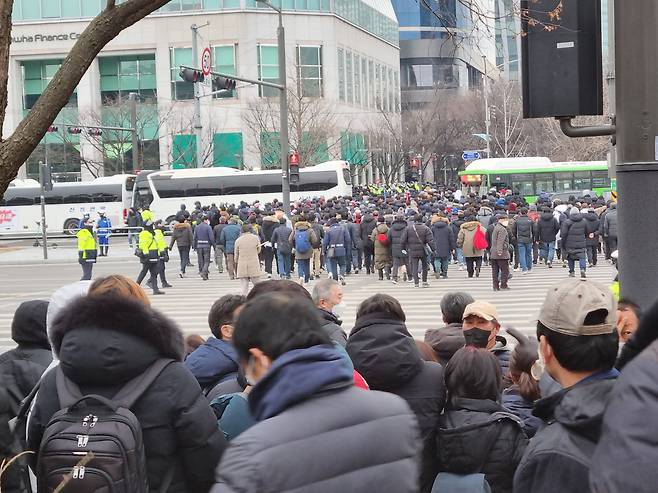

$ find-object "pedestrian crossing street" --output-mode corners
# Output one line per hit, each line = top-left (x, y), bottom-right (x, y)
(0, 260), (618, 353)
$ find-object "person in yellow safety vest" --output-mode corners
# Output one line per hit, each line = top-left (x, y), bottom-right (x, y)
(76, 218), (97, 281)
(140, 206), (154, 224)
(136, 220), (164, 295)
(154, 220), (172, 289)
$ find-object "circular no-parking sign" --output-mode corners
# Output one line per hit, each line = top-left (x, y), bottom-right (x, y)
(201, 47), (212, 76)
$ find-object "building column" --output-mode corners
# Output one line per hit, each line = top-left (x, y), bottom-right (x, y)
(78, 60), (102, 180)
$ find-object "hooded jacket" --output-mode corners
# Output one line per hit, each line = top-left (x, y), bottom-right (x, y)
(219, 223), (241, 254)
(514, 215), (536, 244)
(27, 295), (226, 493)
(347, 314), (446, 492)
(289, 221), (318, 260)
(260, 215), (279, 243)
(584, 211), (601, 246)
(477, 206), (494, 228)
(349, 221), (363, 249)
(501, 386), (542, 438)
(317, 308), (348, 347)
(490, 221), (510, 260)
(360, 214), (377, 247)
(170, 222), (193, 248)
(560, 213), (588, 253)
(424, 323), (465, 366)
(371, 223), (392, 269)
(184, 337), (239, 389)
(388, 218), (408, 258)
(514, 374), (618, 493)
(431, 218), (456, 258)
(457, 221), (485, 258)
(0, 300), (52, 417)
(212, 345), (421, 493)
(271, 224), (293, 255)
(438, 398), (528, 493)
(536, 212), (560, 243)
(603, 206), (618, 238)
(401, 222), (435, 259)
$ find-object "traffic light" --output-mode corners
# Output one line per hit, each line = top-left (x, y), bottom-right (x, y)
(410, 157), (421, 169)
(214, 75), (237, 91)
(179, 68), (204, 83)
(67, 127), (83, 135)
(87, 128), (103, 137)
(47, 125), (58, 133)
(289, 151), (300, 184)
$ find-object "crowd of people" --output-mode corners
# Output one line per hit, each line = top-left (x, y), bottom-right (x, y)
(78, 185), (621, 295)
(1, 267), (654, 493)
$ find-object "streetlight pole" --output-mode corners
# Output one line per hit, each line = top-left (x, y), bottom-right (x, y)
(482, 55), (491, 158)
(258, 0), (290, 216)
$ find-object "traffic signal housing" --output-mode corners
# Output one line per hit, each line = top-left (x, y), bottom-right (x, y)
(289, 151), (300, 184)
(67, 127), (83, 135)
(214, 76), (237, 92)
(179, 68), (204, 83)
(87, 128), (103, 137)
(47, 125), (58, 133)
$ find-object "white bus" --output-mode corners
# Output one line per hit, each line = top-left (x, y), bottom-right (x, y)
(0, 174), (136, 234)
(132, 161), (353, 222)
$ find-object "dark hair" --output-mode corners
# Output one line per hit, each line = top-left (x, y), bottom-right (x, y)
(241, 224), (251, 233)
(445, 347), (502, 401)
(356, 293), (406, 322)
(509, 340), (541, 401)
(536, 316), (619, 373)
(440, 292), (475, 324)
(208, 294), (246, 338)
(618, 298), (642, 319)
(416, 340), (439, 362)
(233, 292), (331, 361)
(246, 279), (312, 302)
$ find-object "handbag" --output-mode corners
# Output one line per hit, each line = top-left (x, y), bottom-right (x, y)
(84, 249), (97, 263)
(327, 246), (336, 258)
(413, 226), (433, 257)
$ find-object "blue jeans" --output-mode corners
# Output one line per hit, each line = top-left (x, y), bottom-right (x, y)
(455, 248), (465, 266)
(433, 257), (450, 276)
(568, 253), (587, 273)
(539, 241), (556, 264)
(297, 258), (311, 282)
(518, 242), (533, 272)
(277, 252), (292, 278)
(329, 255), (346, 280)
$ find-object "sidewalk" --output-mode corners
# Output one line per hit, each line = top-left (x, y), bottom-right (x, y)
(0, 240), (139, 265)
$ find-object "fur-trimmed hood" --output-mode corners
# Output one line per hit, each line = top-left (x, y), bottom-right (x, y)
(51, 294), (185, 363)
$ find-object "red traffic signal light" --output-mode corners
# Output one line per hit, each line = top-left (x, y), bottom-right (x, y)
(214, 76), (237, 91)
(88, 128), (103, 137)
(47, 125), (58, 133)
(289, 151), (300, 166)
(67, 127), (83, 135)
(410, 157), (420, 168)
(179, 68), (204, 83)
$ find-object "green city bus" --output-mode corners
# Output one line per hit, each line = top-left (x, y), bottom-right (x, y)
(458, 157), (613, 202)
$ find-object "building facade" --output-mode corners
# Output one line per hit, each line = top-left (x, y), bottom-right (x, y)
(391, 0), (495, 110)
(9, 0), (400, 182)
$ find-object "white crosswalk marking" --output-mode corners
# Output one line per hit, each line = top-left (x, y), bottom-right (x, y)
(0, 261), (618, 353)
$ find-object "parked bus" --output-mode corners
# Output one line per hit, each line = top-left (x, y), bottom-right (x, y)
(458, 157), (613, 202)
(132, 161), (353, 222)
(0, 174), (135, 234)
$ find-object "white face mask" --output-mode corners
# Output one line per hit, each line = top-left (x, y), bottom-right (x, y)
(531, 346), (545, 382)
(332, 301), (347, 318)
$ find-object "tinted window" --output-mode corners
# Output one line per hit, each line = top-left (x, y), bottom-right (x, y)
(342, 168), (352, 186)
(125, 176), (136, 192)
(592, 170), (611, 188)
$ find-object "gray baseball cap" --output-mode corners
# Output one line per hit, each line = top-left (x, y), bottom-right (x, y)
(538, 279), (617, 336)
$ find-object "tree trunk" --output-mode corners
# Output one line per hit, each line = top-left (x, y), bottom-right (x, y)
(0, 0), (173, 195)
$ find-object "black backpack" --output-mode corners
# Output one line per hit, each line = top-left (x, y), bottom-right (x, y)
(37, 359), (174, 493)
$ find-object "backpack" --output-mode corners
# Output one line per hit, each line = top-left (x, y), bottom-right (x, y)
(473, 226), (489, 250)
(377, 232), (390, 247)
(37, 359), (174, 493)
(295, 229), (312, 254)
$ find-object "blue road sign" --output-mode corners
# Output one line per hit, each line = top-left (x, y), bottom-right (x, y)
(462, 151), (481, 161)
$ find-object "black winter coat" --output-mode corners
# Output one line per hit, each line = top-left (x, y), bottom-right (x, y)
(260, 215), (279, 243)
(438, 398), (527, 493)
(401, 223), (435, 259)
(584, 212), (601, 246)
(514, 216), (536, 244)
(28, 295), (226, 493)
(347, 314), (446, 492)
(349, 222), (363, 249)
(560, 213), (588, 253)
(317, 308), (347, 347)
(431, 220), (455, 258)
(360, 215), (377, 247)
(450, 219), (465, 241)
(536, 213), (559, 243)
(388, 219), (408, 258)
(514, 374), (617, 493)
(0, 300), (52, 417)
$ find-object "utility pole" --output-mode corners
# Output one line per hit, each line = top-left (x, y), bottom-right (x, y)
(483, 55), (491, 158)
(129, 92), (139, 173)
(614, 0), (658, 308)
(191, 24), (204, 169)
(38, 161), (48, 260)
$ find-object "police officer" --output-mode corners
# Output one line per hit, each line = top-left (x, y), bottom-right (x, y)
(76, 217), (97, 281)
(97, 211), (112, 256)
(136, 220), (164, 295)
(154, 220), (172, 289)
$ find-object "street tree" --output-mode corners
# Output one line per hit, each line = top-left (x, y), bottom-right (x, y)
(0, 0), (174, 195)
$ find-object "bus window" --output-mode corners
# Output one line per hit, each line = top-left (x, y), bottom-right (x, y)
(187, 188), (222, 197)
(573, 172), (591, 190)
(221, 176), (259, 195)
(65, 194), (93, 203)
(511, 174), (535, 196)
(125, 176), (136, 192)
(6, 196), (35, 206)
(91, 193), (119, 203)
(44, 196), (64, 204)
(535, 173), (555, 193)
(299, 171), (338, 192)
(592, 170), (611, 188)
(555, 172), (573, 192)
(342, 168), (352, 186)
(136, 187), (153, 208)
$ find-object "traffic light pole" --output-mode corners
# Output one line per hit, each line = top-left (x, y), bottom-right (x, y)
(277, 11), (291, 216)
(38, 162), (49, 260)
(614, 0), (658, 308)
(129, 93), (139, 173)
(191, 24), (204, 169)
